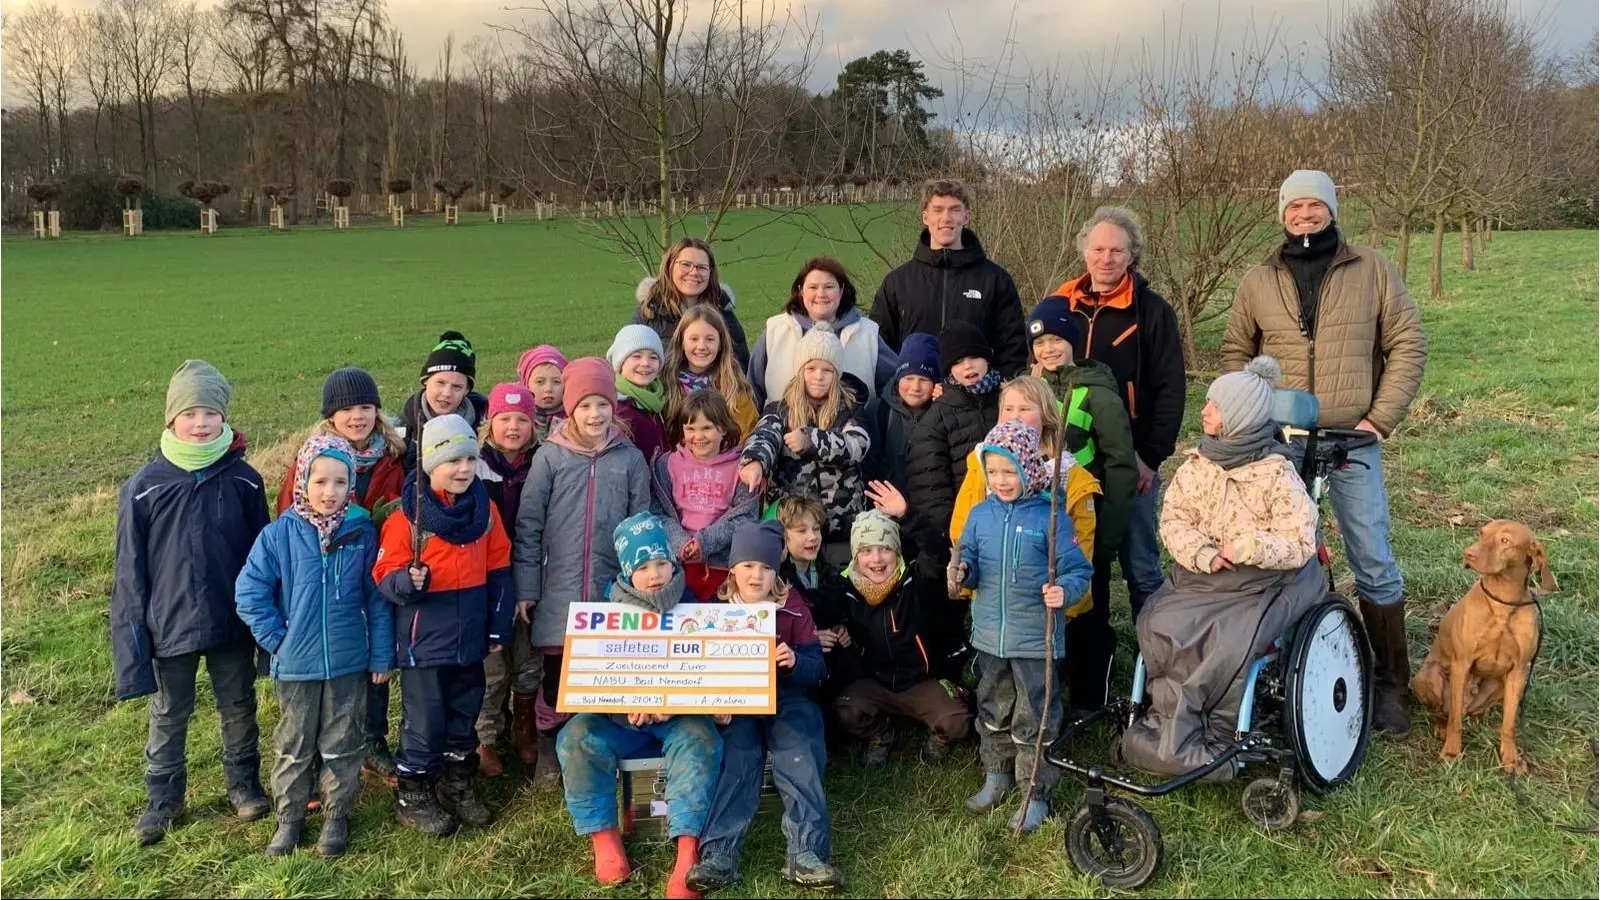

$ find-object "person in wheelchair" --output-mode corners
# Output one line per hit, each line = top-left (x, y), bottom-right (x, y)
(1118, 356), (1325, 779)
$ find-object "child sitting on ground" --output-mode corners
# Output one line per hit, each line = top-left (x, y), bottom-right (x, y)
(651, 390), (759, 600)
(517, 345), (568, 444)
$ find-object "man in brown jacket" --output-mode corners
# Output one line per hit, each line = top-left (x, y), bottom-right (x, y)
(1220, 169), (1428, 738)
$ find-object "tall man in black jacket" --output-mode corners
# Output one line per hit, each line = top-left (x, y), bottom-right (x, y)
(870, 179), (1029, 378)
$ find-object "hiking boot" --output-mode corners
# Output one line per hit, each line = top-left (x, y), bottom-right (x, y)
(364, 737), (397, 783)
(225, 760), (271, 822)
(265, 819), (304, 857)
(965, 771), (1015, 813)
(437, 756), (493, 828)
(131, 771), (186, 846)
(920, 734), (950, 766)
(478, 745), (505, 778)
(316, 817), (349, 858)
(1008, 798), (1050, 835)
(395, 775), (457, 837)
(1360, 598), (1414, 738)
(512, 692), (539, 766)
(685, 853), (742, 892)
(532, 732), (561, 788)
(862, 732), (891, 769)
(782, 851), (844, 890)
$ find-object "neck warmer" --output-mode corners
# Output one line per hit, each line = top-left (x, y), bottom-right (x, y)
(609, 566), (687, 613)
(948, 369), (1003, 397)
(678, 369), (714, 395)
(1280, 224), (1341, 336)
(161, 425), (235, 472)
(848, 560), (905, 607)
(1197, 420), (1292, 471)
(401, 477), (492, 545)
(350, 431), (388, 473)
(616, 374), (667, 415)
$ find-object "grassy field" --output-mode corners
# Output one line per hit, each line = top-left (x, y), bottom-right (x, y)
(1, 212), (1595, 898)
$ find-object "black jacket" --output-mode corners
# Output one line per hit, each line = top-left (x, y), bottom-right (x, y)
(400, 389), (489, 474)
(840, 563), (941, 693)
(871, 228), (1029, 378)
(111, 437), (271, 700)
(863, 393), (929, 492)
(905, 383), (1000, 557)
(1061, 272), (1187, 469)
(628, 279), (750, 368)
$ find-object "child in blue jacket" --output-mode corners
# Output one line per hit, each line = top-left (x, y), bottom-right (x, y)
(951, 419), (1093, 835)
(235, 434), (394, 858)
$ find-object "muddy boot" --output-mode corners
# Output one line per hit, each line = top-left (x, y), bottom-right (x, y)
(265, 818), (304, 857)
(224, 758), (271, 822)
(395, 774), (456, 837)
(532, 731), (561, 788)
(512, 692), (539, 766)
(1360, 597), (1413, 738)
(478, 745), (505, 778)
(316, 817), (349, 858)
(437, 756), (493, 828)
(363, 737), (397, 783)
(132, 771), (187, 846)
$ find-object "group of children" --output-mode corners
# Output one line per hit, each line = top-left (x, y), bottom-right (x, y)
(112, 280), (1148, 894)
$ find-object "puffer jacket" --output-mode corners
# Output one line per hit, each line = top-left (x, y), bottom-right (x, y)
(905, 383), (999, 556)
(479, 446), (534, 543)
(740, 399), (872, 543)
(748, 309), (899, 408)
(957, 491), (1094, 659)
(235, 507), (394, 681)
(515, 426), (652, 646)
(840, 563), (939, 693)
(629, 278), (750, 368)
(1221, 238), (1428, 437)
(111, 434), (270, 700)
(1159, 450), (1318, 575)
(863, 392), (929, 492)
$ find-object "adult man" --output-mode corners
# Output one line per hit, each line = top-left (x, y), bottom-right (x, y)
(871, 179), (1029, 378)
(1047, 206), (1187, 715)
(1221, 169), (1428, 737)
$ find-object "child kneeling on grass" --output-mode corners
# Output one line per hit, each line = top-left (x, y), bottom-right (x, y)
(236, 434), (394, 858)
(372, 414), (516, 837)
(113, 360), (272, 846)
(688, 521), (842, 892)
(951, 420), (1094, 834)
(557, 512), (722, 899)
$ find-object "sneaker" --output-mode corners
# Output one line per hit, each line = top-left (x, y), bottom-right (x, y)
(782, 851), (844, 890)
(685, 853), (741, 892)
(862, 733), (891, 769)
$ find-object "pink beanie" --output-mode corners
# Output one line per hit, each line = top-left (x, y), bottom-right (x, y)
(518, 344), (568, 387)
(562, 357), (617, 417)
(487, 382), (539, 421)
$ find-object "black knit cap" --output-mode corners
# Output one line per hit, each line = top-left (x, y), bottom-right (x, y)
(420, 330), (477, 388)
(321, 367), (382, 418)
(938, 321), (994, 374)
(1027, 294), (1082, 347)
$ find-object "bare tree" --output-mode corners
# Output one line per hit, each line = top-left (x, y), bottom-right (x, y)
(75, 9), (126, 168)
(172, 1), (216, 176)
(5, 2), (77, 173)
(104, 0), (180, 179)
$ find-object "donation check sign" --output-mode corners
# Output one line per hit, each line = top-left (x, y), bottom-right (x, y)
(556, 602), (777, 715)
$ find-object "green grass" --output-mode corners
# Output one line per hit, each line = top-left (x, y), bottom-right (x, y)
(2, 214), (1595, 897)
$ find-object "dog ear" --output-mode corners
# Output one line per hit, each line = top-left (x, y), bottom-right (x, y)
(1529, 538), (1557, 592)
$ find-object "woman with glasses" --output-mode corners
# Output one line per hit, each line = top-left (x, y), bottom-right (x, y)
(630, 237), (750, 368)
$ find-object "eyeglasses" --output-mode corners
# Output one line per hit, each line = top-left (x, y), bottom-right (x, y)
(675, 260), (711, 275)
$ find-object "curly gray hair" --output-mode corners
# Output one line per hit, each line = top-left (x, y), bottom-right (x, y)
(1074, 206), (1144, 270)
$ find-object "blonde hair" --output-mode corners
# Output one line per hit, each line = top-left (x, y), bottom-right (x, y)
(316, 415), (405, 459)
(1000, 375), (1065, 458)
(664, 305), (756, 416)
(716, 567), (792, 605)
(781, 360), (851, 432)
(477, 414), (538, 456)
(560, 400), (631, 445)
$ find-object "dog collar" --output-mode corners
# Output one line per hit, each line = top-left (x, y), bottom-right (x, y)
(1479, 578), (1540, 608)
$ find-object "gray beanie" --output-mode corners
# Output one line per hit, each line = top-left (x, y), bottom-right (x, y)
(165, 359), (232, 423)
(419, 413), (479, 475)
(607, 324), (665, 373)
(1278, 169), (1338, 222)
(1207, 356), (1281, 437)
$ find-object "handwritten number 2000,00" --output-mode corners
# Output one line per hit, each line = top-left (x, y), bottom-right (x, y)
(706, 641), (767, 658)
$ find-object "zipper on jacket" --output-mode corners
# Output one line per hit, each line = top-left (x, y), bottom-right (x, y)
(408, 610), (420, 667)
(581, 455), (599, 602)
(941, 269), (950, 331)
(997, 504), (1012, 652)
(322, 551), (331, 680)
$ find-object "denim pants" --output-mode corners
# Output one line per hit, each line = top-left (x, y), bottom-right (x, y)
(1325, 441), (1405, 606)
(145, 641), (261, 781)
(556, 714), (722, 838)
(395, 663), (485, 777)
(702, 699), (831, 864)
(1117, 471), (1167, 620)
(270, 673), (365, 820)
(974, 650), (1062, 799)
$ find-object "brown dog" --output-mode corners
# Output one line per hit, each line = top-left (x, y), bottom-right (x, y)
(1413, 520), (1555, 773)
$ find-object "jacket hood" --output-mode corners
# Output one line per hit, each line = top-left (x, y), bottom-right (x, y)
(635, 276), (737, 310)
(912, 228), (988, 269)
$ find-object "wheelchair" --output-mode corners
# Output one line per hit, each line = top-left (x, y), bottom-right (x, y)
(1046, 388), (1378, 889)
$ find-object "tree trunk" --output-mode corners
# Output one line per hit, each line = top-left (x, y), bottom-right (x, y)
(1429, 210), (1446, 299)
(1396, 219), (1412, 281)
(1482, 216), (1494, 245)
(1460, 217), (1474, 271)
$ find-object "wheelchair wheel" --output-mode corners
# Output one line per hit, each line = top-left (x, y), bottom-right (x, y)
(1285, 597), (1373, 795)
(1241, 776), (1300, 831)
(1066, 798), (1163, 890)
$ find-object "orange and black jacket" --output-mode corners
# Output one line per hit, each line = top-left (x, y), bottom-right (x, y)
(1051, 270), (1187, 469)
(372, 484), (515, 669)
(839, 563), (939, 694)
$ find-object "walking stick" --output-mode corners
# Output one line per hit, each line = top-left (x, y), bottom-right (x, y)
(1015, 447), (1068, 836)
(411, 439), (426, 570)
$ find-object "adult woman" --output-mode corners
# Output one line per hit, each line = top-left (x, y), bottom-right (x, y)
(747, 257), (898, 408)
(629, 237), (749, 367)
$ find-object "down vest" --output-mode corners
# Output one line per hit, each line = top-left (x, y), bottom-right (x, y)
(905, 384), (999, 557)
(234, 507), (395, 680)
(514, 427), (652, 646)
(1222, 238), (1427, 437)
(957, 492), (1094, 659)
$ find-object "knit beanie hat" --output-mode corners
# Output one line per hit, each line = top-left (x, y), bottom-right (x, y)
(321, 367), (382, 418)
(729, 520), (786, 571)
(517, 344), (568, 387)
(1207, 356), (1282, 437)
(562, 357), (618, 417)
(420, 330), (477, 388)
(1027, 295), (1081, 348)
(1278, 169), (1338, 222)
(419, 413), (479, 475)
(613, 512), (674, 579)
(894, 333), (940, 385)
(939, 321), (994, 374)
(794, 320), (844, 372)
(487, 382), (538, 421)
(607, 324), (666, 372)
(165, 359), (232, 423)
(977, 419), (1049, 496)
(850, 509), (902, 558)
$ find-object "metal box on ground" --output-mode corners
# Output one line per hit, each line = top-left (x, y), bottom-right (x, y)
(620, 755), (778, 842)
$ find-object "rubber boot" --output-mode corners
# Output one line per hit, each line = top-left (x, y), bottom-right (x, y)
(225, 758), (271, 821)
(1008, 798), (1050, 835)
(862, 731), (891, 769)
(363, 737), (397, 784)
(316, 816), (349, 858)
(478, 745), (505, 778)
(265, 818), (304, 857)
(965, 771), (1015, 813)
(590, 827), (631, 886)
(395, 774), (457, 837)
(667, 835), (702, 899)
(512, 692), (539, 766)
(532, 730), (561, 788)
(1360, 597), (1413, 738)
(436, 756), (493, 828)
(132, 771), (187, 846)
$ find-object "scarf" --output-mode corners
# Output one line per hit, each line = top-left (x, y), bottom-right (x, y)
(160, 425), (235, 472)
(678, 369), (714, 395)
(948, 369), (1003, 397)
(401, 476), (492, 545)
(350, 431), (388, 473)
(1197, 420), (1292, 471)
(608, 566), (687, 613)
(848, 559), (905, 607)
(616, 374), (667, 415)
(533, 408), (561, 442)
(1280, 225), (1341, 336)
(292, 434), (356, 551)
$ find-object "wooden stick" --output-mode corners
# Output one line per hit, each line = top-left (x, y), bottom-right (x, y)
(1015, 446), (1068, 835)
